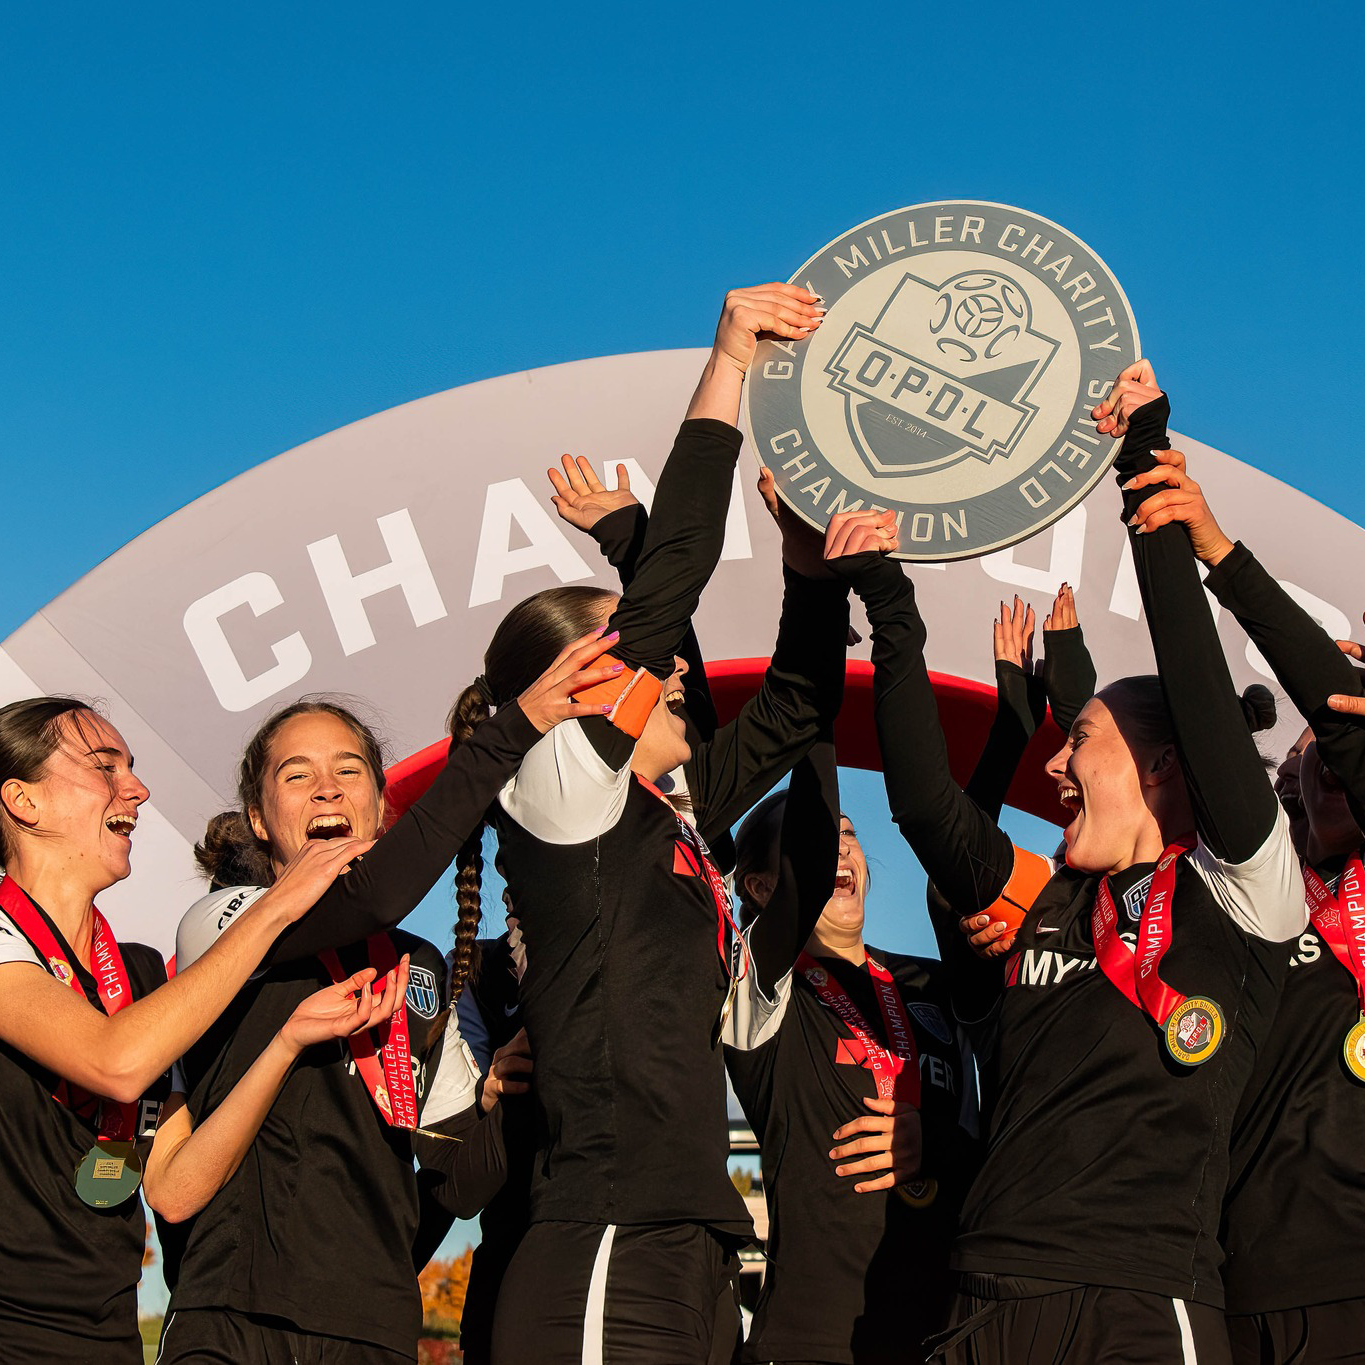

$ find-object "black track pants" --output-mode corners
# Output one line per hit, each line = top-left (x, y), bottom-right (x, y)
(492, 1220), (741, 1364)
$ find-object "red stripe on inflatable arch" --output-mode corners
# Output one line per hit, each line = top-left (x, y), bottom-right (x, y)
(383, 659), (1071, 828)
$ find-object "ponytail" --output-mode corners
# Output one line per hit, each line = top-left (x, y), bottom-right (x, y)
(445, 682), (493, 1001)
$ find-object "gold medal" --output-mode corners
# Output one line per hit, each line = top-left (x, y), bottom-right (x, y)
(1343, 1015), (1365, 1083)
(74, 1140), (142, 1208)
(1165, 996), (1224, 1066)
(895, 1177), (938, 1209)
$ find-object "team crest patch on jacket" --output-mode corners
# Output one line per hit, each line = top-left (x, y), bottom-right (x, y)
(909, 1001), (951, 1043)
(1124, 873), (1154, 922)
(405, 965), (440, 1019)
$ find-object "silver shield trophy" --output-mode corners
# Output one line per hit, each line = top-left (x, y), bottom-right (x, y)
(744, 202), (1139, 561)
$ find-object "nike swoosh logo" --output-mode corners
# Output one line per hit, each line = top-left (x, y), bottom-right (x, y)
(503, 1003), (519, 1017)
(1036, 926), (1062, 934)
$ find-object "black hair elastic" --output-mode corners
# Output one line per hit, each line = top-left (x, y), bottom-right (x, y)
(472, 675), (498, 708)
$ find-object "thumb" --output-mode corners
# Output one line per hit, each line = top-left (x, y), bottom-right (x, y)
(863, 1094), (896, 1115)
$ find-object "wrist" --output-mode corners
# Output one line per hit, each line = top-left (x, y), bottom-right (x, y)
(1202, 533), (1236, 567)
(269, 1029), (305, 1065)
(685, 353), (745, 424)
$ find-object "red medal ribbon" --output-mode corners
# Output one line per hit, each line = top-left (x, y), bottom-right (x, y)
(1303, 854), (1365, 1012)
(796, 950), (921, 1106)
(638, 777), (750, 984)
(1091, 835), (1197, 1029)
(319, 934), (418, 1131)
(0, 876), (138, 1141)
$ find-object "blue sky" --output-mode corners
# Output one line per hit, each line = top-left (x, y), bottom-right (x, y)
(5, 0), (1361, 1304)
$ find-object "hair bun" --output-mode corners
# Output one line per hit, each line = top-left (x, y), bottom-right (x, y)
(1239, 683), (1277, 735)
(195, 810), (270, 890)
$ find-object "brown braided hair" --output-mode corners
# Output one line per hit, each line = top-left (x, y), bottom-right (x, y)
(445, 584), (617, 1001)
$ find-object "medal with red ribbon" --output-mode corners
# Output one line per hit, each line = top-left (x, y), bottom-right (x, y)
(637, 777), (750, 1041)
(319, 934), (418, 1130)
(1092, 836), (1225, 1066)
(0, 876), (144, 1206)
(797, 950), (935, 1207)
(1302, 854), (1365, 1082)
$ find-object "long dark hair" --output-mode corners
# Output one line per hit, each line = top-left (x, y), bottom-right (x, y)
(0, 696), (102, 866)
(445, 585), (616, 998)
(195, 696), (388, 890)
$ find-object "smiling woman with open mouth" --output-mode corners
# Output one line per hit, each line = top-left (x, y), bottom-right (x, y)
(831, 363), (1306, 1365)
(0, 696), (382, 1361)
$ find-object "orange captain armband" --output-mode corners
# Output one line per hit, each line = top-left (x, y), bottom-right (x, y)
(570, 654), (664, 739)
(984, 845), (1053, 934)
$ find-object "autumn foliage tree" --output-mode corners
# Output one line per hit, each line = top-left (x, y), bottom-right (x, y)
(420, 1246), (474, 1335)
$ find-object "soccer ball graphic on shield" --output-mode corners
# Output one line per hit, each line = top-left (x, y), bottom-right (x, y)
(928, 272), (1031, 365)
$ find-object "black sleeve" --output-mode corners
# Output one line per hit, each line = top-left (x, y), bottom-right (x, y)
(590, 504), (650, 581)
(591, 503), (719, 743)
(1113, 397), (1279, 863)
(1042, 625), (1098, 735)
(412, 1102), (510, 1221)
(963, 659), (1046, 821)
(746, 738), (841, 996)
(690, 567), (850, 844)
(1206, 540), (1365, 826)
(583, 419), (742, 768)
(603, 418), (741, 678)
(832, 553), (1016, 911)
(263, 703), (542, 965)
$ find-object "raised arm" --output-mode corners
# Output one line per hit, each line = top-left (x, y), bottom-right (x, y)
(1125, 447), (1365, 826)
(745, 739), (842, 995)
(604, 286), (823, 683)
(964, 596), (1046, 820)
(830, 553), (1025, 913)
(1100, 366), (1280, 862)
(1041, 582), (1098, 736)
(689, 558), (852, 843)
(549, 458), (720, 744)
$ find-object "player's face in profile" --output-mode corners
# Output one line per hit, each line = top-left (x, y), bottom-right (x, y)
(1047, 697), (1150, 875)
(249, 712), (382, 874)
(816, 815), (869, 938)
(631, 655), (693, 783)
(1299, 739), (1362, 857)
(15, 711), (148, 888)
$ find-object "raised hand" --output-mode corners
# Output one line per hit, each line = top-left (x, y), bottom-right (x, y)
(548, 455), (638, 534)
(824, 509), (900, 561)
(1044, 583), (1078, 633)
(481, 1027), (533, 1113)
(517, 627), (627, 733)
(279, 957), (411, 1055)
(1121, 449), (1235, 564)
(711, 283), (825, 378)
(1092, 358), (1162, 439)
(687, 284), (825, 425)
(994, 596), (1036, 670)
(830, 1095), (922, 1194)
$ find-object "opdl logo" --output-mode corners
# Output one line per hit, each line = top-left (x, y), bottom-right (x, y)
(746, 202), (1140, 562)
